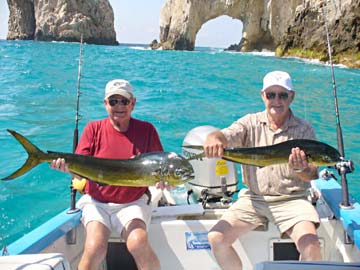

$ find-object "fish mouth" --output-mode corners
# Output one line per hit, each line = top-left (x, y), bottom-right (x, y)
(182, 170), (195, 181)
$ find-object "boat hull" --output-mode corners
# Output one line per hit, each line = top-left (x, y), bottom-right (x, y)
(2, 179), (360, 270)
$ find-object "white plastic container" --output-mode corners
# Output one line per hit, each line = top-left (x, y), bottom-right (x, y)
(182, 126), (238, 202)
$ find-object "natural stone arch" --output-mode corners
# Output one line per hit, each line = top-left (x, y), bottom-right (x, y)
(158, 0), (302, 51)
(195, 15), (243, 48)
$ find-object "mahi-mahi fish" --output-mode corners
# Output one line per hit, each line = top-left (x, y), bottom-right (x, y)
(183, 139), (341, 167)
(2, 129), (195, 186)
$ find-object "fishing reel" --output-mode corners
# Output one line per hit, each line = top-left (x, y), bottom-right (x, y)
(334, 158), (354, 174)
(320, 158), (354, 181)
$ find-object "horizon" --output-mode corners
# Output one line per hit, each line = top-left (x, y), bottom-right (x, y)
(0, 0), (243, 48)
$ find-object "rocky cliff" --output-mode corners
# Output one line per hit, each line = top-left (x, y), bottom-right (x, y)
(7, 0), (35, 40)
(156, 0), (303, 51)
(278, 0), (360, 68)
(6, 0), (117, 45)
(155, 0), (359, 67)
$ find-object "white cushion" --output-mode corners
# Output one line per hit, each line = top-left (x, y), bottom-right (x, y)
(0, 253), (70, 270)
(254, 261), (360, 270)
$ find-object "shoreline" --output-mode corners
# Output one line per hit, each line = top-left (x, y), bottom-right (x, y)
(0, 39), (358, 69)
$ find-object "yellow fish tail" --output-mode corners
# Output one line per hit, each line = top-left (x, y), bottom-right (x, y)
(2, 129), (47, 180)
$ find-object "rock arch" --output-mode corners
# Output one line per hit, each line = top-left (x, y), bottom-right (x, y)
(195, 15), (243, 48)
(158, 0), (302, 51)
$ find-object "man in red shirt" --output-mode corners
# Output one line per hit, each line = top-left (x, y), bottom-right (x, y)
(51, 79), (163, 270)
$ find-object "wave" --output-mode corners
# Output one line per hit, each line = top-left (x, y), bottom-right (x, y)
(246, 51), (275, 57)
(283, 55), (349, 69)
(119, 43), (151, 50)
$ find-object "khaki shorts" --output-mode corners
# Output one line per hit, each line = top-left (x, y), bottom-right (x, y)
(222, 189), (320, 234)
(77, 194), (152, 235)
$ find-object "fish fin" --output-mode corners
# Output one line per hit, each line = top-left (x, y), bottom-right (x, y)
(2, 129), (46, 180)
(186, 152), (205, 161)
(181, 145), (204, 150)
(221, 156), (242, 164)
(182, 145), (205, 161)
(221, 156), (264, 168)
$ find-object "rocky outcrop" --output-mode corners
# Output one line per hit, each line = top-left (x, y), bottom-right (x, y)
(157, 0), (303, 51)
(278, 0), (360, 68)
(7, 0), (117, 45)
(156, 0), (359, 67)
(7, 0), (35, 40)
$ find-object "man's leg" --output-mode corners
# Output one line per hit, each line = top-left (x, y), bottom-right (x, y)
(79, 221), (111, 270)
(286, 220), (322, 261)
(123, 218), (160, 270)
(208, 219), (257, 270)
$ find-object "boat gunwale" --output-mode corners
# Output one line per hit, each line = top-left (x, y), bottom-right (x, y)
(6, 209), (82, 255)
(313, 178), (360, 249)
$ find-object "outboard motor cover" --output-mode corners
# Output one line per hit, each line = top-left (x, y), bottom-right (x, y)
(182, 126), (238, 202)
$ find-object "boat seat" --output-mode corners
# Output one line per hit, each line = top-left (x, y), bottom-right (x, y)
(254, 261), (360, 270)
(151, 203), (204, 218)
(0, 253), (70, 270)
(110, 203), (204, 241)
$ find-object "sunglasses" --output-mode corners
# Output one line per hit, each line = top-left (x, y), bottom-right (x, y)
(265, 92), (289, 100)
(108, 98), (131, 107)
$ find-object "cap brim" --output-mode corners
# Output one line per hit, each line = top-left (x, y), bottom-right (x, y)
(261, 84), (294, 92)
(105, 90), (132, 99)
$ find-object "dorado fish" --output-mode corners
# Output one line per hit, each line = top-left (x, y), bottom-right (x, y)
(183, 139), (341, 167)
(2, 129), (194, 186)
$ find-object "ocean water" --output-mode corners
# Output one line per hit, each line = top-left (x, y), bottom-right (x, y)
(0, 40), (359, 246)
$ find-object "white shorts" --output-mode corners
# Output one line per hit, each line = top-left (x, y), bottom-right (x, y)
(222, 189), (320, 234)
(77, 194), (152, 235)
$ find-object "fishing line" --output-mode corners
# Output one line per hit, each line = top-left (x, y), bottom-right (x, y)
(67, 35), (84, 214)
(73, 35), (84, 153)
(322, 2), (344, 157)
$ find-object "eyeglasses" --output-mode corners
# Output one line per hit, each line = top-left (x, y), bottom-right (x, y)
(265, 92), (289, 100)
(108, 98), (131, 107)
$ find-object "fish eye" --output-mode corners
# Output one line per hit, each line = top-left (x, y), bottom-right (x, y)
(174, 168), (184, 178)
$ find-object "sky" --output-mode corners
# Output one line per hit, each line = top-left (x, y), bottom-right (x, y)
(0, 0), (243, 48)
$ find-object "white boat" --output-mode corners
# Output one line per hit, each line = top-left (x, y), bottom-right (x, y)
(1, 126), (360, 270)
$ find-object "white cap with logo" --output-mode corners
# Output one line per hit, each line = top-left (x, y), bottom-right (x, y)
(261, 71), (294, 92)
(105, 79), (133, 99)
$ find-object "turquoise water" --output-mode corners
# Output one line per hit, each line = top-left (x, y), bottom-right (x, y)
(0, 40), (359, 246)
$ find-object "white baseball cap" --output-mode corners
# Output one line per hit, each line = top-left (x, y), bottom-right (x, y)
(261, 71), (294, 92)
(104, 79), (133, 99)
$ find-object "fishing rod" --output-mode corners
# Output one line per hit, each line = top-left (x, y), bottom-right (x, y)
(322, 2), (354, 209)
(67, 35), (84, 214)
(73, 35), (83, 153)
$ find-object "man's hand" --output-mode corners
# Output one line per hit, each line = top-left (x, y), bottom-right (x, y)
(288, 147), (310, 173)
(204, 131), (228, 158)
(155, 181), (173, 190)
(289, 147), (318, 181)
(50, 158), (69, 172)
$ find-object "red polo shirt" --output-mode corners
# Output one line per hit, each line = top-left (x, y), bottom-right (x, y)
(75, 117), (163, 203)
